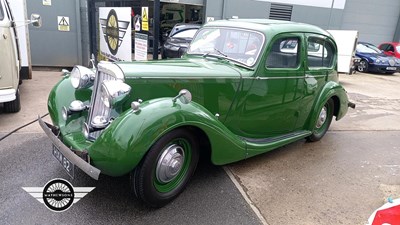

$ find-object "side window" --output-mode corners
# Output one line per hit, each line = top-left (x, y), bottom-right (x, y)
(379, 44), (388, 51)
(388, 44), (395, 52)
(266, 37), (300, 69)
(307, 37), (335, 68)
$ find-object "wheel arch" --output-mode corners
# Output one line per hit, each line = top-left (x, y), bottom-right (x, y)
(306, 81), (349, 131)
(89, 98), (246, 177)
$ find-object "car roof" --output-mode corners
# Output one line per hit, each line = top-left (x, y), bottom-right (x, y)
(380, 42), (400, 46)
(202, 19), (333, 39)
(358, 41), (376, 46)
(170, 23), (201, 36)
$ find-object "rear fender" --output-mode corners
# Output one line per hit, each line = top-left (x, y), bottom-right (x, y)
(306, 81), (349, 130)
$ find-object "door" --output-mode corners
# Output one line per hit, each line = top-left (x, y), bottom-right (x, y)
(27, 0), (81, 66)
(0, 0), (18, 92)
(238, 33), (305, 138)
(299, 34), (336, 128)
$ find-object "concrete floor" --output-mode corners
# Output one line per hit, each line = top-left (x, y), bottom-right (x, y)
(1, 70), (399, 225)
(228, 72), (400, 225)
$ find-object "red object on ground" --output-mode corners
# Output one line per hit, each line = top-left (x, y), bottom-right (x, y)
(372, 204), (400, 225)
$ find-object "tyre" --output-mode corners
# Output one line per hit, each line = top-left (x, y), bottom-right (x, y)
(4, 89), (21, 113)
(357, 60), (369, 73)
(307, 99), (334, 142)
(131, 128), (199, 207)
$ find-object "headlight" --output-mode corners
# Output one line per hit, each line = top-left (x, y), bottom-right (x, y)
(70, 65), (95, 89)
(100, 80), (131, 108)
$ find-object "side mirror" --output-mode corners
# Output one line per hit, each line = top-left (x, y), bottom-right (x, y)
(172, 89), (192, 104)
(30, 14), (42, 28)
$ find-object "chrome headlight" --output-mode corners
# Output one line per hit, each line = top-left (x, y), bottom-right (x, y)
(100, 80), (131, 108)
(70, 65), (95, 89)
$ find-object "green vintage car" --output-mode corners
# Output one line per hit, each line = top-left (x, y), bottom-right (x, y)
(39, 19), (354, 207)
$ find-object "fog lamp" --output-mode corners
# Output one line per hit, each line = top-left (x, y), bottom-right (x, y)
(83, 122), (90, 139)
(61, 106), (70, 121)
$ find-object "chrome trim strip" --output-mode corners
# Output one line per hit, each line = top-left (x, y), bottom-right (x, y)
(38, 116), (101, 180)
(125, 76), (242, 80)
(126, 74), (329, 80)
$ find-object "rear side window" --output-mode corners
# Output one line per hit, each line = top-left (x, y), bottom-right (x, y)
(307, 37), (335, 68)
(266, 37), (300, 69)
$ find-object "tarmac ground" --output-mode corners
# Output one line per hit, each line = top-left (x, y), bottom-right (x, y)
(1, 70), (399, 224)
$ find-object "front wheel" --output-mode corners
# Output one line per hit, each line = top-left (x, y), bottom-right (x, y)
(357, 60), (369, 73)
(4, 89), (21, 113)
(307, 99), (334, 142)
(131, 128), (199, 207)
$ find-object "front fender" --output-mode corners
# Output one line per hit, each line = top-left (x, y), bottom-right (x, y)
(48, 75), (92, 128)
(306, 81), (349, 130)
(89, 98), (246, 177)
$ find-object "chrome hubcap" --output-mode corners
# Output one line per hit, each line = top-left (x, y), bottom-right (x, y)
(156, 144), (185, 183)
(316, 106), (327, 129)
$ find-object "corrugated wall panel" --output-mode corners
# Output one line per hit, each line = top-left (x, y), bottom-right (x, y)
(341, 0), (400, 45)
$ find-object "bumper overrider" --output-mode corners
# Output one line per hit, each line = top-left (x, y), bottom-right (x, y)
(38, 116), (101, 180)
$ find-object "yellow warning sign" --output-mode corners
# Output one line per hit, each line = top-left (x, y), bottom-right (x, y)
(141, 7), (148, 31)
(57, 16), (70, 31)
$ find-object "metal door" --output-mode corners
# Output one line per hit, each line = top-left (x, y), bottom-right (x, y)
(27, 0), (82, 67)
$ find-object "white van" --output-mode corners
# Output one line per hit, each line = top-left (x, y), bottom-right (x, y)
(0, 0), (40, 113)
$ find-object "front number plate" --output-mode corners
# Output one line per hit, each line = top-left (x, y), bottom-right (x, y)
(52, 145), (75, 178)
(386, 67), (397, 71)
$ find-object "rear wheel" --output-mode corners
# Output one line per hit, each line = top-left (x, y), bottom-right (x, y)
(131, 128), (199, 207)
(4, 89), (21, 113)
(307, 99), (334, 142)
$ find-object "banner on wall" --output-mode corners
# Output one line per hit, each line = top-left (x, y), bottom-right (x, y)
(99, 7), (132, 62)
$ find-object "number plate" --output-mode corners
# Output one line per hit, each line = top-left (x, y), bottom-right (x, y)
(386, 67), (397, 71)
(52, 145), (75, 178)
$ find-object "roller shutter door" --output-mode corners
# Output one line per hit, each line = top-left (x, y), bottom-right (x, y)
(341, 0), (400, 45)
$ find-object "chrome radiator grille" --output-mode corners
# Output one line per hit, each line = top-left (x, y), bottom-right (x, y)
(87, 70), (117, 140)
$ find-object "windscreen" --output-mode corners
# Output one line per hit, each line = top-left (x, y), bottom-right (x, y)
(188, 27), (265, 67)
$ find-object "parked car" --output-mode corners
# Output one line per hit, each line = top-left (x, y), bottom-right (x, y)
(0, 0), (40, 112)
(161, 23), (200, 59)
(378, 42), (400, 59)
(355, 42), (400, 74)
(39, 19), (354, 208)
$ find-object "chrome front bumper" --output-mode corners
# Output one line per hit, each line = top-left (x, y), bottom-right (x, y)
(38, 116), (101, 180)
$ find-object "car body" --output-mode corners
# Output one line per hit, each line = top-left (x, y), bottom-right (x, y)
(40, 19), (354, 207)
(0, 0), (21, 112)
(355, 42), (400, 74)
(161, 23), (200, 59)
(0, 0), (40, 113)
(379, 42), (400, 59)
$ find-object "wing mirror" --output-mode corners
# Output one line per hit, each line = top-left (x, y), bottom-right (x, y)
(30, 14), (42, 27)
(173, 89), (192, 104)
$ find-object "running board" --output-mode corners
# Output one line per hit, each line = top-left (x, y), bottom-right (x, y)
(242, 130), (311, 144)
